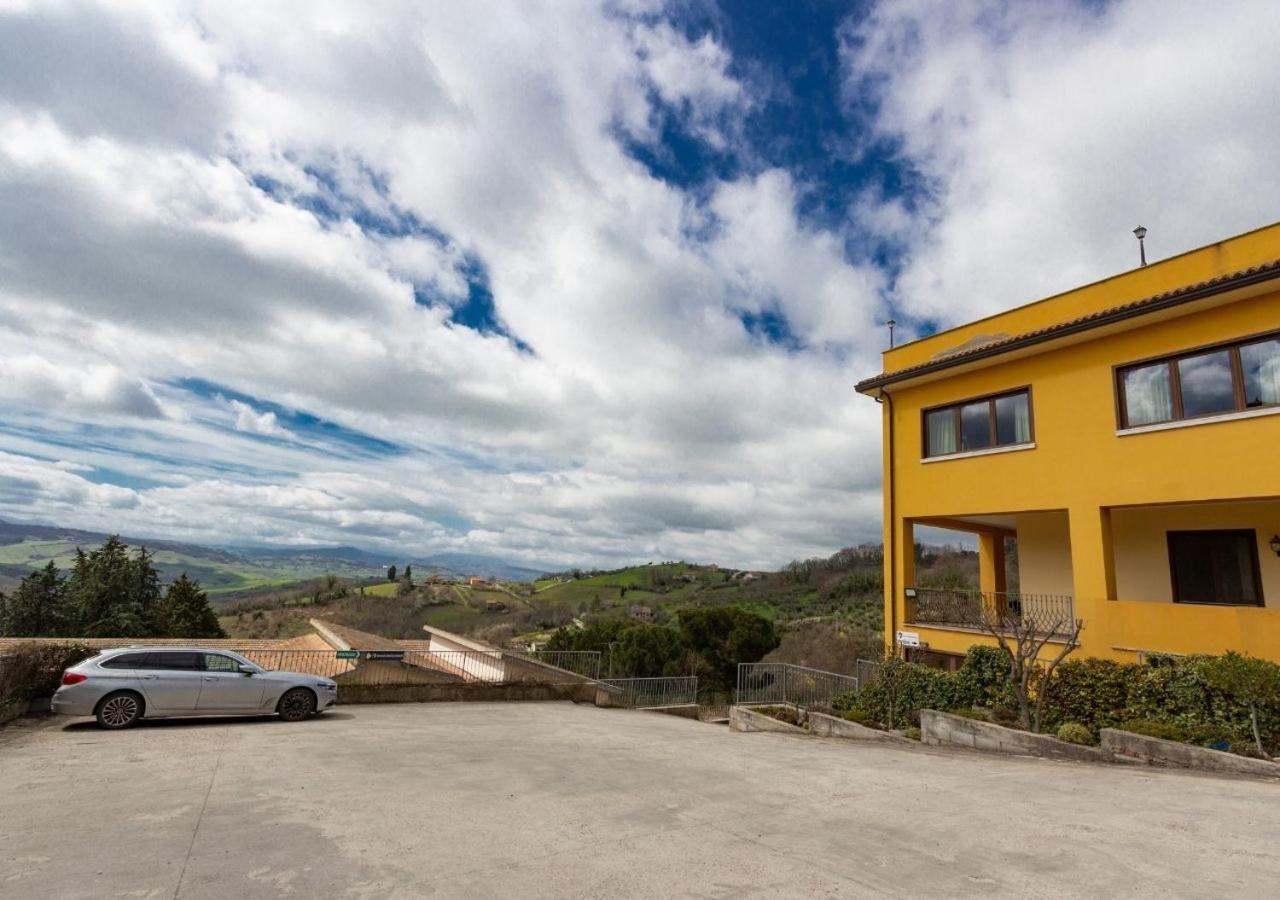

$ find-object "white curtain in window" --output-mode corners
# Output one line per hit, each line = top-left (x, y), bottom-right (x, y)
(927, 410), (955, 455)
(1011, 397), (1031, 443)
(1124, 363), (1173, 425)
(1255, 355), (1280, 405)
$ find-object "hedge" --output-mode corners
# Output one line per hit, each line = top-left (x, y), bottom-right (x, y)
(840, 646), (1280, 756)
(0, 642), (96, 705)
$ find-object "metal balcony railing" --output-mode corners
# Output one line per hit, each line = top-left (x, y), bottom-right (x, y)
(905, 587), (1076, 636)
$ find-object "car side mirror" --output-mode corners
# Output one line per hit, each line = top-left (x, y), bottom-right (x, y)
(237, 666), (256, 676)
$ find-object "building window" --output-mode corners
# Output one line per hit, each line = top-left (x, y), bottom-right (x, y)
(922, 389), (1032, 458)
(1117, 331), (1280, 428)
(1167, 530), (1263, 606)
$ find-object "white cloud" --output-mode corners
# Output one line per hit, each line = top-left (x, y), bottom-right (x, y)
(840, 0), (1280, 327)
(0, 0), (1270, 569)
(227, 400), (288, 439)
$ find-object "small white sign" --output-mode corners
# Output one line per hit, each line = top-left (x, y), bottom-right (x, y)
(896, 630), (921, 648)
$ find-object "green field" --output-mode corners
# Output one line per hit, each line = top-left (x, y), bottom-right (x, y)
(0, 537), (388, 597)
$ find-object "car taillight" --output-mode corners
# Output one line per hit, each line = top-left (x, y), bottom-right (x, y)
(61, 672), (87, 686)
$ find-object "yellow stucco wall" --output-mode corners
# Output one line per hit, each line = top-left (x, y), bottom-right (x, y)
(1111, 501), (1279, 605)
(1014, 512), (1075, 597)
(869, 222), (1280, 663)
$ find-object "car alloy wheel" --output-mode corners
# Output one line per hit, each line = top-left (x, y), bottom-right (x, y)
(98, 693), (141, 729)
(278, 688), (315, 721)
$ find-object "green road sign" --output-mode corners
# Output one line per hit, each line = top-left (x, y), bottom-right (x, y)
(335, 650), (359, 660)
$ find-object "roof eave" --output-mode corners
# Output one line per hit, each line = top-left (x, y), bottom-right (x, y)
(855, 262), (1280, 394)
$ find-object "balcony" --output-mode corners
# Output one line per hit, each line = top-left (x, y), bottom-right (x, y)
(905, 587), (1076, 637)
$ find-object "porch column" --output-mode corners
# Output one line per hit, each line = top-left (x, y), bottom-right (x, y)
(1068, 505), (1116, 639)
(978, 532), (1007, 595)
(887, 517), (915, 654)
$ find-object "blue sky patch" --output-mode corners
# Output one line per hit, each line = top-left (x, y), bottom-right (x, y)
(175, 378), (406, 459)
(738, 308), (804, 351)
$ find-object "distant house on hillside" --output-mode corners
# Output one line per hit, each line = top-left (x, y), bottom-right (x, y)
(467, 576), (489, 586)
(628, 604), (654, 621)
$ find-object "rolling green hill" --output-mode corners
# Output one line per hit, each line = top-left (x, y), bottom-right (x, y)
(0, 519), (557, 599)
(218, 544), (982, 650)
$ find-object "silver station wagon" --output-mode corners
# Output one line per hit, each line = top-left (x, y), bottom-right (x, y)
(52, 647), (338, 729)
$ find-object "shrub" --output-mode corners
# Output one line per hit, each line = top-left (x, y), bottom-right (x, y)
(1126, 655), (1272, 750)
(0, 642), (96, 704)
(1120, 718), (1189, 742)
(948, 706), (993, 722)
(1038, 657), (1138, 737)
(1056, 722), (1093, 745)
(1197, 652), (1280, 757)
(838, 708), (873, 725)
(830, 689), (858, 713)
(755, 705), (800, 726)
(904, 726), (921, 741)
(953, 645), (1013, 709)
(852, 657), (961, 728)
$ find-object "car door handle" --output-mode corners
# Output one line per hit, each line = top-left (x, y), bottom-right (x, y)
(203, 676), (217, 682)
(140, 675), (158, 680)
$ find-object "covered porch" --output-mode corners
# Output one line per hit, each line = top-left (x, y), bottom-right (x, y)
(896, 498), (1280, 662)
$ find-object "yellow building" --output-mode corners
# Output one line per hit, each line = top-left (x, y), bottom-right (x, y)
(856, 223), (1280, 667)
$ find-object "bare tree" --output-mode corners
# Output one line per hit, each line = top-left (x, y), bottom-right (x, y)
(978, 601), (1083, 732)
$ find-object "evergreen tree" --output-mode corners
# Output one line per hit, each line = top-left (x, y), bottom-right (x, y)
(153, 574), (225, 638)
(403, 565), (413, 584)
(387, 565), (397, 582)
(68, 536), (149, 636)
(132, 545), (163, 636)
(0, 562), (69, 636)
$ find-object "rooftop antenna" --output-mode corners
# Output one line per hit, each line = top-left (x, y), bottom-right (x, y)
(886, 318), (897, 349)
(1133, 226), (1148, 267)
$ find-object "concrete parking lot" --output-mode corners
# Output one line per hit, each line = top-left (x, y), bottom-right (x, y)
(2, 702), (1278, 898)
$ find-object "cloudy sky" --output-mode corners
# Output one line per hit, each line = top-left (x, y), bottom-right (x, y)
(1, 0), (1278, 569)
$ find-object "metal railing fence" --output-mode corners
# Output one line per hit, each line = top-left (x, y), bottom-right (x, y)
(223, 648), (601, 686)
(855, 658), (882, 687)
(602, 676), (698, 708)
(512, 650), (602, 680)
(735, 663), (858, 711)
(905, 587), (1075, 635)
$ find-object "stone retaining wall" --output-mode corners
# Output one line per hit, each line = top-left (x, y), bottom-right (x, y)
(807, 711), (908, 742)
(729, 705), (807, 734)
(1101, 728), (1280, 778)
(920, 710), (1106, 762)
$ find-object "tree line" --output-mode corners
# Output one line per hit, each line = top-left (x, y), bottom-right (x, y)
(546, 605), (779, 692)
(0, 536), (224, 639)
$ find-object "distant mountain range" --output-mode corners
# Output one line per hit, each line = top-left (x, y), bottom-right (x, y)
(0, 519), (551, 596)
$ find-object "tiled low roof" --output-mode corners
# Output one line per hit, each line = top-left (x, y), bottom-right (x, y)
(856, 259), (1280, 392)
(0, 637), (290, 651)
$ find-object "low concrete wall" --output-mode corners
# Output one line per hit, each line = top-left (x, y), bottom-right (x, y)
(920, 710), (1106, 762)
(0, 699), (24, 727)
(807, 711), (908, 743)
(1100, 729), (1280, 778)
(647, 704), (700, 720)
(338, 682), (596, 705)
(729, 705), (807, 735)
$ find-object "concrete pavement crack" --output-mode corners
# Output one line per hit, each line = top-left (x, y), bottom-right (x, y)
(172, 728), (231, 899)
